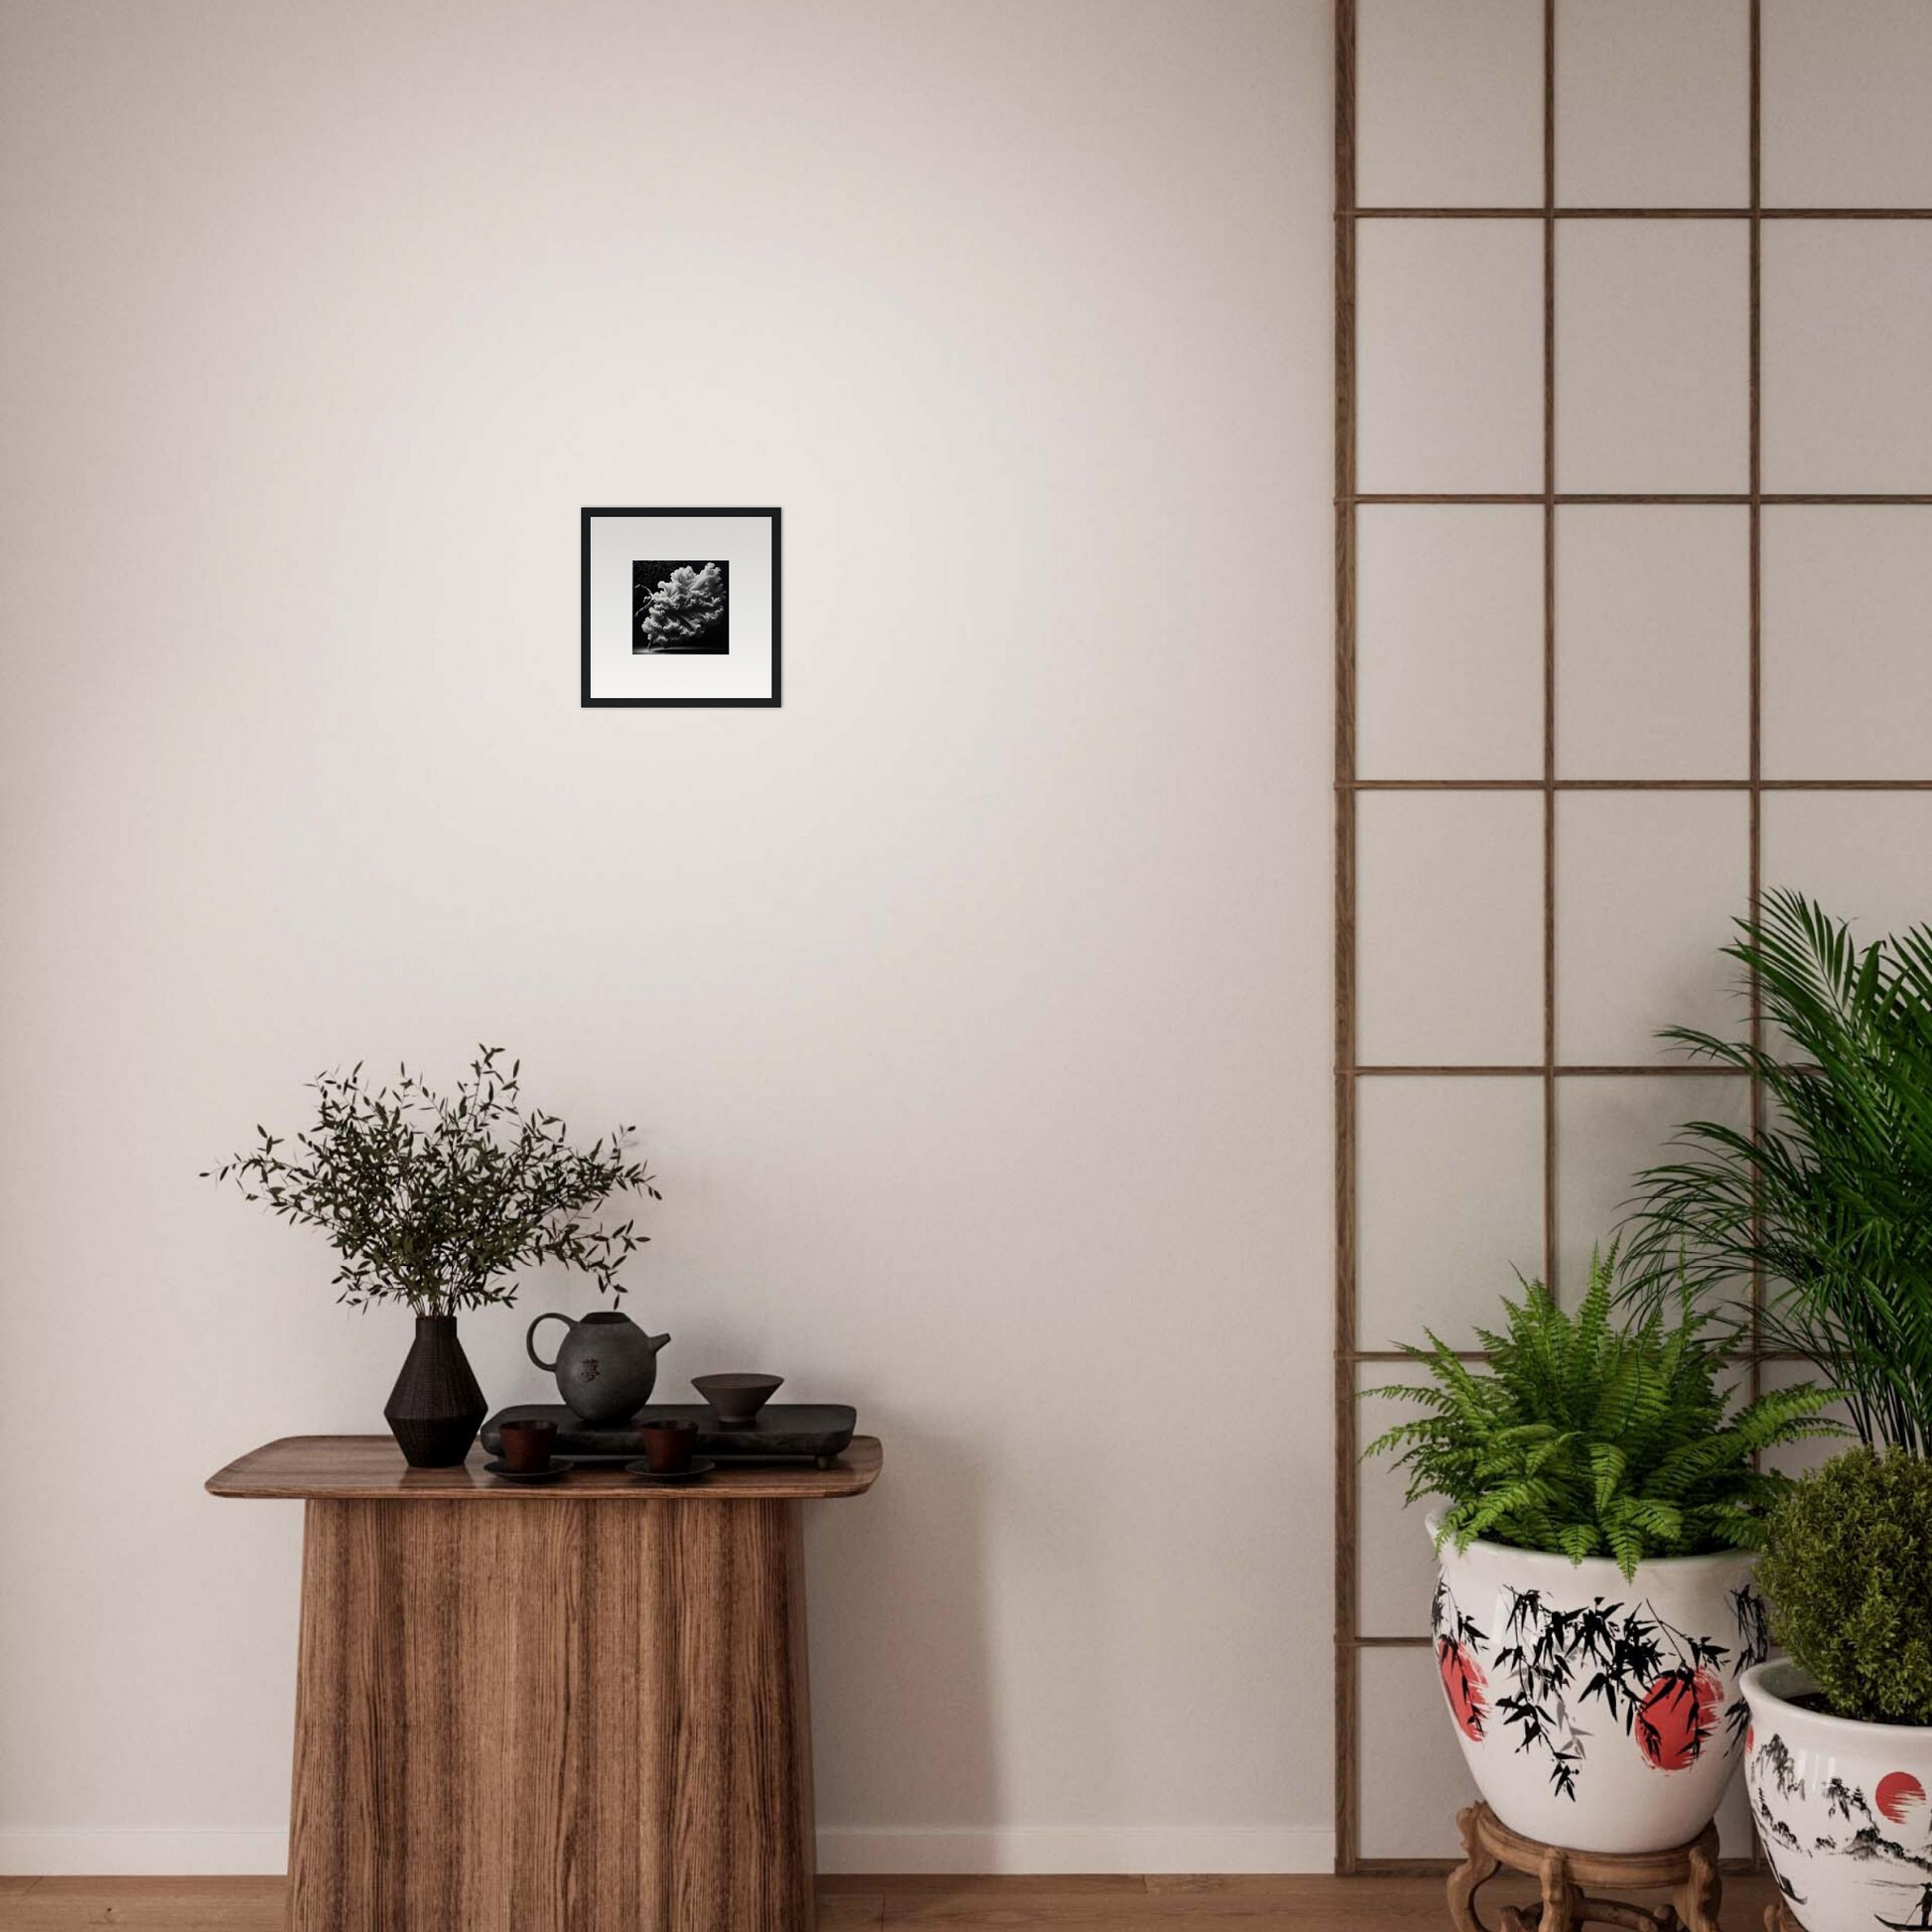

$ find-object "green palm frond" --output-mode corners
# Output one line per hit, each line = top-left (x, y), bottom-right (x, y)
(1620, 890), (1932, 1456)
(1364, 1249), (1841, 1579)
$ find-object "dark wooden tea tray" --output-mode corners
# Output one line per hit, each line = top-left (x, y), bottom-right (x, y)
(481, 1403), (858, 1468)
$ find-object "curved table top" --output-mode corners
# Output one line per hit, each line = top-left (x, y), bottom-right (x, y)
(207, 1434), (883, 1501)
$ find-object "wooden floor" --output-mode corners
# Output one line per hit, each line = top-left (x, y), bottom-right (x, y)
(0, 1870), (1785, 1928)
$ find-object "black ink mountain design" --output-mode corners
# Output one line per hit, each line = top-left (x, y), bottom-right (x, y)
(1756, 1747), (1932, 1927)
(1825, 1776), (1876, 1827)
(1755, 1786), (1806, 1855)
(1756, 1733), (1805, 1803)
(1829, 1825), (1932, 1875)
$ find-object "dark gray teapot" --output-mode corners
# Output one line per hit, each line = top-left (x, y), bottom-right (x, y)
(526, 1310), (671, 1425)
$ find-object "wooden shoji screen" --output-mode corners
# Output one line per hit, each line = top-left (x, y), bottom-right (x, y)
(1335, 0), (1932, 1871)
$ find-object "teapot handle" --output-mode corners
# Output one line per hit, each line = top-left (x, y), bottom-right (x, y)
(526, 1311), (572, 1374)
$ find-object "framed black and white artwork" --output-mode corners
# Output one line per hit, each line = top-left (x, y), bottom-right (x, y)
(581, 506), (780, 707)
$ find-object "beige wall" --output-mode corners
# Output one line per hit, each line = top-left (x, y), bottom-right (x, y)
(0, 0), (1335, 1877)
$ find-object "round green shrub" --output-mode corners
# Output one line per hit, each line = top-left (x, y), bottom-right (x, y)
(1756, 1448), (1932, 1726)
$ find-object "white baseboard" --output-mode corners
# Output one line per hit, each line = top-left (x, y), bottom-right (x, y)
(814, 1826), (1335, 1875)
(0, 1824), (1334, 1878)
(0, 1831), (289, 1875)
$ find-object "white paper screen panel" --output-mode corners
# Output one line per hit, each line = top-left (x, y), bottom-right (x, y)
(1337, 0), (1932, 1871)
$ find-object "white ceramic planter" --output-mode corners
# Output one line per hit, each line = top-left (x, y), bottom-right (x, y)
(1427, 1517), (1765, 1854)
(1741, 1659), (1932, 1932)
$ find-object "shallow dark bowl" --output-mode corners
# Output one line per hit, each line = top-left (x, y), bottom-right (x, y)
(692, 1372), (784, 1426)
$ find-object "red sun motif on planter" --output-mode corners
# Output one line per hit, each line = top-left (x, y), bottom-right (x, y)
(1438, 1639), (1488, 1741)
(1635, 1667), (1721, 1771)
(1877, 1772), (1928, 1825)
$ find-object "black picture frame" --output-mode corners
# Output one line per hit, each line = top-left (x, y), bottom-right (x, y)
(581, 506), (781, 708)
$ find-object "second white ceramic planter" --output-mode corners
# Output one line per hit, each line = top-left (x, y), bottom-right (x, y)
(1741, 1659), (1932, 1932)
(1428, 1517), (1765, 1853)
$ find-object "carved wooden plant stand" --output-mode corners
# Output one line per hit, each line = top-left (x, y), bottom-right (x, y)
(1448, 1803), (1723, 1932)
(1760, 1908), (1802, 1932)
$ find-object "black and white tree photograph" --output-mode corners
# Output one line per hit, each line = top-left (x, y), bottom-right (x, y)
(632, 559), (728, 653)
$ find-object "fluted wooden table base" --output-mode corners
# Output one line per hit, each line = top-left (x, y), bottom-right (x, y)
(208, 1437), (880, 1932)
(290, 1495), (813, 1932)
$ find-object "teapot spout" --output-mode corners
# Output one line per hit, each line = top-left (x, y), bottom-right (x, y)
(646, 1331), (671, 1352)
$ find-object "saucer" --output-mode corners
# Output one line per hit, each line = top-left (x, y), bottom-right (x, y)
(483, 1457), (577, 1484)
(621, 1457), (718, 1485)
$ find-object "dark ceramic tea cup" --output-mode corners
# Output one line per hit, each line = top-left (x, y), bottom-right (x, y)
(498, 1419), (557, 1474)
(639, 1419), (699, 1474)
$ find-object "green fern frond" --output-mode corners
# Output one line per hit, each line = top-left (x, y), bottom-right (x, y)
(1361, 1254), (1844, 1579)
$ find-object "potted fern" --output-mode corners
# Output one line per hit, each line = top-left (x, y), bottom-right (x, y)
(1366, 1253), (1837, 1855)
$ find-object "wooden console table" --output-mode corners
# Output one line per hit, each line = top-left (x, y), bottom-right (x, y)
(207, 1435), (883, 1932)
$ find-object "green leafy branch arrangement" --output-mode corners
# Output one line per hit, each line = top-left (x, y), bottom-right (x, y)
(1364, 1251), (1842, 1579)
(1621, 889), (1932, 1455)
(207, 1046), (661, 1315)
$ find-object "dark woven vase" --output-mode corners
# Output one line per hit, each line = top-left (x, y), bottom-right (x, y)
(383, 1313), (486, 1467)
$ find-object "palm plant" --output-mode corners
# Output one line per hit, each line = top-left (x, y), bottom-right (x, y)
(1364, 1252), (1839, 1579)
(1620, 890), (1932, 1455)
